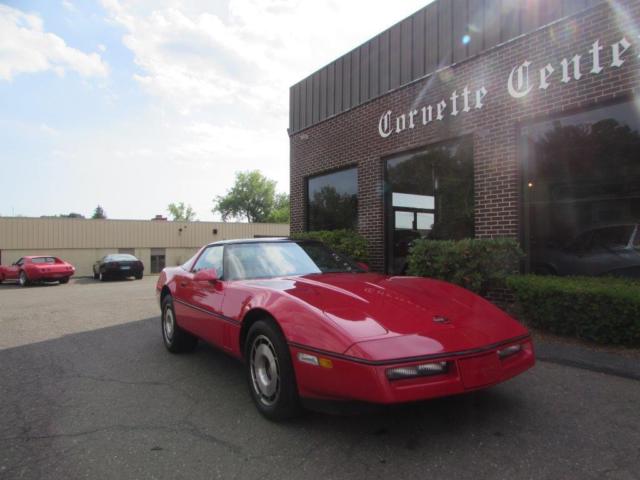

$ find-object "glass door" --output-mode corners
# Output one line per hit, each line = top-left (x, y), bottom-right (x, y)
(385, 138), (474, 274)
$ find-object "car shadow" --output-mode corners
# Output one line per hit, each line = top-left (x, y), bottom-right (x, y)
(0, 281), (64, 289)
(73, 277), (140, 285)
(1, 316), (528, 440)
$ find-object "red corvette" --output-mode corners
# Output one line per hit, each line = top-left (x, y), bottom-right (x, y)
(0, 256), (75, 286)
(156, 238), (535, 420)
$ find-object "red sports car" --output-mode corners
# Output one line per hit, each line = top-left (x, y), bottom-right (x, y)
(0, 256), (75, 286)
(156, 238), (535, 420)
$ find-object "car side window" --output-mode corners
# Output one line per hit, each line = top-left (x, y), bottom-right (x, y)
(192, 246), (224, 277)
(15, 258), (24, 266)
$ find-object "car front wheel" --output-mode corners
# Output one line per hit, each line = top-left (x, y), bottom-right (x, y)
(161, 296), (198, 353)
(245, 319), (301, 421)
(19, 271), (29, 287)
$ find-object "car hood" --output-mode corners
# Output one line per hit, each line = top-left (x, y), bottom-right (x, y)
(245, 273), (528, 356)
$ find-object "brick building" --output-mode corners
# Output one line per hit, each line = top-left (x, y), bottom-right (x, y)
(289, 0), (640, 275)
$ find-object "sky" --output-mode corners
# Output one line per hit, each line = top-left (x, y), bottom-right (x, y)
(0, 0), (432, 221)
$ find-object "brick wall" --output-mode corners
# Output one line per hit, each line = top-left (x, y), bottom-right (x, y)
(290, 0), (640, 271)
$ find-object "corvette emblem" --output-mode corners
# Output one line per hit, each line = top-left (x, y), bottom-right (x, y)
(433, 315), (450, 324)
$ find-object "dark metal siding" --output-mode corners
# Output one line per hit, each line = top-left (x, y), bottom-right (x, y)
(289, 0), (603, 133)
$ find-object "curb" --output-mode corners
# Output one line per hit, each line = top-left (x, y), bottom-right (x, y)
(536, 341), (640, 381)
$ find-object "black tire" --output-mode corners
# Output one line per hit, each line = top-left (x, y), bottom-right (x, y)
(99, 271), (107, 282)
(59, 278), (69, 285)
(19, 271), (30, 287)
(245, 319), (301, 421)
(93, 270), (99, 280)
(135, 273), (143, 280)
(161, 296), (198, 353)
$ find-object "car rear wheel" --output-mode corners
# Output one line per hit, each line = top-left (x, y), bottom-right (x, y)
(161, 296), (198, 353)
(59, 278), (69, 285)
(135, 273), (143, 280)
(99, 272), (106, 282)
(245, 320), (301, 421)
(19, 271), (29, 287)
(93, 270), (99, 280)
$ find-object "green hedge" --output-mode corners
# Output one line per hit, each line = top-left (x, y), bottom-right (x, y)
(507, 275), (640, 346)
(291, 229), (368, 262)
(406, 238), (523, 294)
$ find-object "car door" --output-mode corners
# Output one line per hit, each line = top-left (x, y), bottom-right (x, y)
(179, 245), (226, 347)
(5, 258), (23, 280)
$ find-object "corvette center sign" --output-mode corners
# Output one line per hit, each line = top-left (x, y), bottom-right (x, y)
(377, 36), (637, 138)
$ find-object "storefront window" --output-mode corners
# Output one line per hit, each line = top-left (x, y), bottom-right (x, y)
(307, 167), (358, 231)
(385, 138), (474, 273)
(521, 100), (640, 278)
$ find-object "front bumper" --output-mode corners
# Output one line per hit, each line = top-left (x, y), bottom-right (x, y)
(290, 337), (535, 404)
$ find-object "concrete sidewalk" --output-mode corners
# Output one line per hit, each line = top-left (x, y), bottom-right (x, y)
(536, 340), (640, 381)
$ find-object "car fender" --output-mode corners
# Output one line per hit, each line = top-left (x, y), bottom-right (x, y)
(228, 286), (356, 360)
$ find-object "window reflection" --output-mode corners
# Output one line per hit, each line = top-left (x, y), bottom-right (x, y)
(522, 100), (640, 278)
(307, 168), (358, 231)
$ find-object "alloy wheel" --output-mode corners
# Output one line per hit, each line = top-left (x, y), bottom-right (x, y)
(163, 307), (175, 342)
(249, 335), (280, 406)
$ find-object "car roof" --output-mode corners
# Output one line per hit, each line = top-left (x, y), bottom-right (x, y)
(205, 237), (306, 248)
(24, 255), (57, 259)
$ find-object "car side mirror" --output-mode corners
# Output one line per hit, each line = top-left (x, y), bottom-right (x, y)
(194, 268), (218, 283)
(356, 262), (370, 272)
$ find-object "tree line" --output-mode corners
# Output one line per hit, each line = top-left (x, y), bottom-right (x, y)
(36, 170), (289, 223)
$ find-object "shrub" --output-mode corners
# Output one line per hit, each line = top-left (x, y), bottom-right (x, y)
(291, 229), (368, 262)
(406, 238), (523, 294)
(507, 275), (640, 346)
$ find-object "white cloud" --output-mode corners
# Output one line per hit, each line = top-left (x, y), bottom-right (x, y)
(0, 4), (109, 81)
(61, 0), (77, 13)
(100, 0), (431, 116)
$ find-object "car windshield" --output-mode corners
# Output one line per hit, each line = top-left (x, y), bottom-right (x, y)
(105, 254), (137, 262)
(31, 257), (57, 264)
(224, 241), (363, 280)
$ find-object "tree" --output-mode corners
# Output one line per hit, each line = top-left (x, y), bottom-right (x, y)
(41, 213), (85, 219)
(92, 205), (107, 219)
(265, 193), (290, 223)
(167, 202), (197, 221)
(213, 170), (279, 222)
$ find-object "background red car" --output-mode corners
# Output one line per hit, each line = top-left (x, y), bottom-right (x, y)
(0, 256), (75, 286)
(156, 238), (535, 420)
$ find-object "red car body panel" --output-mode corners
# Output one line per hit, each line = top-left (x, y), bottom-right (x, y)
(0, 256), (75, 283)
(156, 244), (535, 405)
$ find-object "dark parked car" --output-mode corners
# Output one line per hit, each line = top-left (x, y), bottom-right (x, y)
(93, 254), (144, 281)
(532, 224), (640, 278)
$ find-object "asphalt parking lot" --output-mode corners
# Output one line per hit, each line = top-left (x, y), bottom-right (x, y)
(1, 278), (639, 480)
